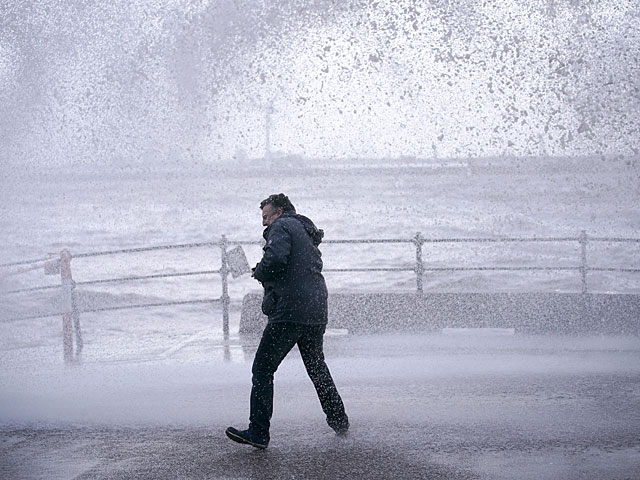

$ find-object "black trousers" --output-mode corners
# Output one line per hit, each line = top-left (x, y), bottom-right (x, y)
(249, 322), (348, 437)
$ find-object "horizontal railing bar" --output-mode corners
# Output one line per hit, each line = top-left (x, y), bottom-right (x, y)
(325, 267), (415, 272)
(75, 270), (221, 286)
(7, 236), (640, 266)
(326, 267), (582, 273)
(325, 237), (580, 244)
(7, 266), (639, 295)
(73, 242), (220, 258)
(420, 237), (579, 243)
(589, 267), (640, 273)
(73, 240), (265, 259)
(324, 239), (414, 244)
(79, 298), (220, 313)
(5, 270), (222, 293)
(6, 284), (61, 294)
(2, 312), (64, 322)
(0, 257), (54, 268)
(421, 266), (581, 272)
(588, 237), (640, 243)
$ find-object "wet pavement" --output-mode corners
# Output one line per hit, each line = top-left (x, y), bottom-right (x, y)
(1, 333), (640, 479)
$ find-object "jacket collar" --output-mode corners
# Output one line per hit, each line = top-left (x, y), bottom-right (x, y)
(262, 211), (324, 245)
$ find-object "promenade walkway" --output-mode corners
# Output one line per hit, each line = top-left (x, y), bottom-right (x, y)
(1, 332), (639, 479)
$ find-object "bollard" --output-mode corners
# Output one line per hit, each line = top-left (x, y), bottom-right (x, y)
(59, 249), (75, 362)
(72, 282), (83, 356)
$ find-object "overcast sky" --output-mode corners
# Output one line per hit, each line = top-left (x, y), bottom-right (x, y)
(1, 0), (639, 166)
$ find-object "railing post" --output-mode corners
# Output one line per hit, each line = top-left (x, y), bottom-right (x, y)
(220, 235), (230, 340)
(59, 249), (75, 362)
(414, 232), (424, 295)
(579, 230), (588, 294)
(72, 279), (83, 356)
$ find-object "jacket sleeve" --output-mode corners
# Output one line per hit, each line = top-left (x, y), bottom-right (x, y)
(253, 222), (291, 282)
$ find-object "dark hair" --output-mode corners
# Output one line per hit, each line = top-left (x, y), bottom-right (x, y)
(260, 193), (296, 212)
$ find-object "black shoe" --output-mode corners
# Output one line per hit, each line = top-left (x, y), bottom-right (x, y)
(225, 427), (269, 449)
(330, 419), (349, 436)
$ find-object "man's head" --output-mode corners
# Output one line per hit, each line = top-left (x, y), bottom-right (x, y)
(260, 193), (296, 227)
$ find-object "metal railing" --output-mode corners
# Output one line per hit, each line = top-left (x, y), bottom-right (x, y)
(324, 231), (640, 295)
(2, 231), (639, 361)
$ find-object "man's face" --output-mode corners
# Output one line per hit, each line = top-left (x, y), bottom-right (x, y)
(261, 204), (282, 227)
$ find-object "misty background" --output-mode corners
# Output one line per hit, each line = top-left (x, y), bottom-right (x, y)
(1, 0), (639, 167)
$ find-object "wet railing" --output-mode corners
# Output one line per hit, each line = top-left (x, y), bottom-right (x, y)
(325, 231), (640, 295)
(2, 231), (639, 361)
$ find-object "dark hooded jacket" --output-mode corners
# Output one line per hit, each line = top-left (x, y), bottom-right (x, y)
(253, 211), (328, 324)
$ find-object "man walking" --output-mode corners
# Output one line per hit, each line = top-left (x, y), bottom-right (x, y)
(226, 194), (349, 449)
